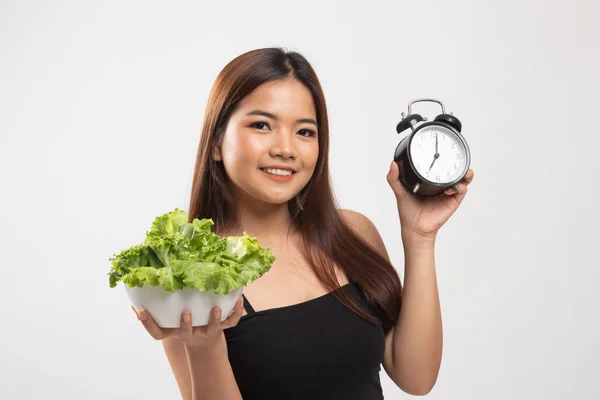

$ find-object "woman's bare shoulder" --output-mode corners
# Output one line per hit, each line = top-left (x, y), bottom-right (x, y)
(337, 208), (378, 239)
(337, 208), (390, 260)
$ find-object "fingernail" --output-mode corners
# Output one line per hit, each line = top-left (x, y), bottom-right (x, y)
(389, 161), (394, 172)
(214, 308), (221, 319)
(131, 306), (139, 320)
(140, 310), (147, 321)
(183, 313), (190, 323)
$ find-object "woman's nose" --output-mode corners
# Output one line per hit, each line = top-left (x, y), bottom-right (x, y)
(269, 131), (297, 159)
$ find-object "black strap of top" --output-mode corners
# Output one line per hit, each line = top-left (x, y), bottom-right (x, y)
(242, 294), (256, 315)
(241, 279), (356, 317)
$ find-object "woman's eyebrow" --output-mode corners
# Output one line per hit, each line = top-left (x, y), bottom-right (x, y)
(246, 109), (318, 128)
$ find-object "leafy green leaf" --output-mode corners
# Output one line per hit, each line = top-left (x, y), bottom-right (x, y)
(108, 208), (274, 294)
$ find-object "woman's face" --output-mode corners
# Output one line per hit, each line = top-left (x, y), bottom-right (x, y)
(215, 79), (319, 206)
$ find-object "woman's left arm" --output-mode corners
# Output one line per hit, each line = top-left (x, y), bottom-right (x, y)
(384, 162), (475, 395)
(383, 232), (441, 396)
(344, 163), (474, 395)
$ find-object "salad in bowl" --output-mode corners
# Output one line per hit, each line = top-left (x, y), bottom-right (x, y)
(108, 208), (274, 327)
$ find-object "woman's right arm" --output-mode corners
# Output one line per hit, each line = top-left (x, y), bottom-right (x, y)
(185, 337), (243, 400)
(163, 338), (193, 400)
(133, 297), (245, 400)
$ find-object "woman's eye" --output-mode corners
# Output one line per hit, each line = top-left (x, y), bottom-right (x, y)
(251, 121), (316, 137)
(298, 129), (316, 137)
(251, 121), (270, 130)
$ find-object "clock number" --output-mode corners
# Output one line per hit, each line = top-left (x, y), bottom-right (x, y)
(454, 164), (458, 170)
(436, 175), (440, 182)
(447, 172), (451, 179)
(456, 153), (463, 160)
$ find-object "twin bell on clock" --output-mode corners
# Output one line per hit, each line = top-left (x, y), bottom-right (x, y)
(394, 98), (471, 197)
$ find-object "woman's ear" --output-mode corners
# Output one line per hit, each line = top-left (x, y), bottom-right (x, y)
(213, 145), (223, 161)
(213, 127), (225, 161)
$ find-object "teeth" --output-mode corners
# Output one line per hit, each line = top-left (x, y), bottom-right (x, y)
(263, 168), (293, 176)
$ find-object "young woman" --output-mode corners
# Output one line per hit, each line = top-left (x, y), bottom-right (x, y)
(132, 47), (475, 399)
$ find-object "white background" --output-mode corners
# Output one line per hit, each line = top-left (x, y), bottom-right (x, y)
(1, 1), (599, 399)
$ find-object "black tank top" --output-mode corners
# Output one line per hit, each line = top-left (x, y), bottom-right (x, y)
(223, 281), (386, 400)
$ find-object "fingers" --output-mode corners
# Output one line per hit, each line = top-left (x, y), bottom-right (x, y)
(206, 306), (222, 337)
(443, 187), (455, 196)
(387, 160), (409, 200)
(462, 168), (475, 185)
(221, 297), (244, 329)
(132, 305), (140, 320)
(133, 300), (245, 343)
(138, 308), (167, 340)
(226, 296), (243, 318)
(178, 310), (193, 342)
(444, 169), (474, 196)
(444, 183), (467, 196)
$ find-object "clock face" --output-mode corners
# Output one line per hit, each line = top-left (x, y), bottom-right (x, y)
(409, 125), (468, 184)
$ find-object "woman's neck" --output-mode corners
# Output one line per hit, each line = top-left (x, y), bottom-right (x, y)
(217, 202), (298, 242)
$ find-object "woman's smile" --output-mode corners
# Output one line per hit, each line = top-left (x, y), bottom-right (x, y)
(260, 168), (296, 182)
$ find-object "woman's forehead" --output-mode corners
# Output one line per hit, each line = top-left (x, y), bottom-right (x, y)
(235, 80), (316, 120)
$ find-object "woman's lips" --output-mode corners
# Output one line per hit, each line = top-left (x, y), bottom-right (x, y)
(260, 168), (295, 182)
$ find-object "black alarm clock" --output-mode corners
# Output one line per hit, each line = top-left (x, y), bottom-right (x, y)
(394, 98), (471, 197)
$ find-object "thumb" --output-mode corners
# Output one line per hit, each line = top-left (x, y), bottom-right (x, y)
(387, 160), (409, 200)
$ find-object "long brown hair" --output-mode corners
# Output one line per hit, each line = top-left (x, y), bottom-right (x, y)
(187, 47), (402, 333)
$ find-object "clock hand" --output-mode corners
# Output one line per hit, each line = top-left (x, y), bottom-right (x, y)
(428, 157), (436, 173)
(428, 134), (440, 173)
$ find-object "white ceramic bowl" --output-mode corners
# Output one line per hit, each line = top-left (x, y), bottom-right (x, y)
(126, 285), (244, 328)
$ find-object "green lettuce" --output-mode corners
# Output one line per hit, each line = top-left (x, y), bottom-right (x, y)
(108, 208), (275, 295)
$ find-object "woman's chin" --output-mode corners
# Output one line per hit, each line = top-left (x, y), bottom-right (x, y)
(262, 195), (296, 206)
(254, 189), (301, 205)
(234, 180), (306, 207)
